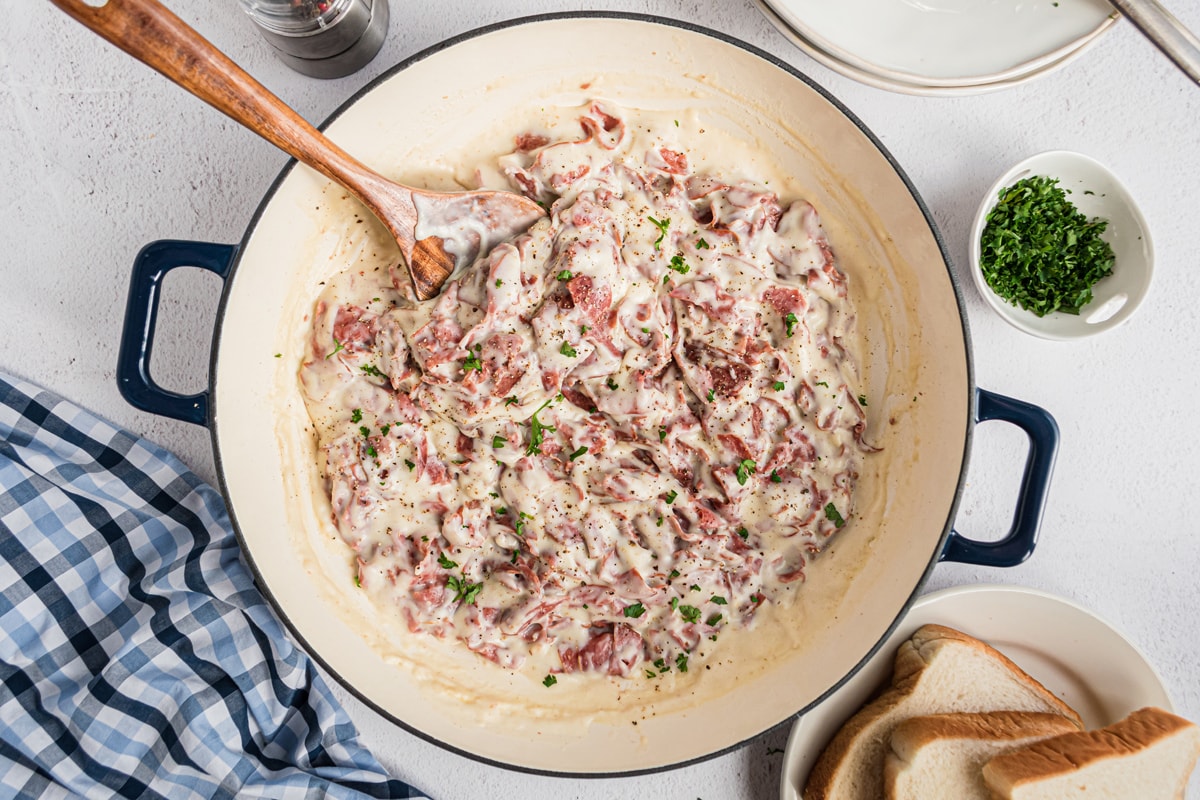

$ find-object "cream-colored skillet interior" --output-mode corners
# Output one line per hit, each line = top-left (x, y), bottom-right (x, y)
(212, 17), (968, 773)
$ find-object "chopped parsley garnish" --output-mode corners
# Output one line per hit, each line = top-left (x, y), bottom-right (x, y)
(504, 395), (519, 406)
(696, 238), (711, 249)
(770, 470), (782, 483)
(446, 574), (482, 604)
(325, 337), (345, 360)
(646, 669), (657, 679)
(353, 574), (361, 588)
(658, 426), (667, 442)
(492, 435), (506, 449)
(707, 389), (715, 402)
(360, 363), (385, 378)
(690, 584), (701, 592)
(542, 674), (557, 688)
(641, 327), (650, 334)
(606, 377), (619, 390)
(557, 269), (573, 281)
(654, 657), (669, 673)
(669, 569), (680, 579)
(495, 278), (503, 287)
(274, 353), (281, 358)
(560, 341), (577, 358)
(580, 325), (590, 334)
(350, 408), (362, 423)
(665, 490), (678, 504)
(647, 215), (670, 250)
(675, 653), (689, 673)
(711, 595), (727, 605)
(678, 604), (701, 624)
(858, 394), (868, 406)
(380, 424), (390, 435)
(663, 275), (671, 285)
(364, 445), (377, 459)
(667, 254), (690, 274)
(815, 380), (829, 388)
(569, 446), (588, 461)
(525, 396), (557, 455)
(461, 350), (483, 372)
(773, 381), (786, 391)
(784, 312), (799, 338)
(358, 426), (371, 438)
(735, 458), (756, 486)
(495, 506), (508, 516)
(980, 175), (1115, 316)
(670, 597), (679, 611)
(437, 553), (458, 569)
(706, 613), (722, 626)
(824, 502), (846, 529)
(404, 459), (415, 471)
(624, 602), (647, 619)
(656, 516), (664, 527)
(737, 527), (749, 540)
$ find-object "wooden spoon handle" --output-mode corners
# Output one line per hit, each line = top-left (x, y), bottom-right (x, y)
(48, 0), (412, 216)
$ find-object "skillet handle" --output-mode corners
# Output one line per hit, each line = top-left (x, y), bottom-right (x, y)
(939, 388), (1059, 567)
(117, 239), (236, 426)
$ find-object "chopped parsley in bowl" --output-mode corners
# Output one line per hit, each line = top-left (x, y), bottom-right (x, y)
(969, 151), (1154, 340)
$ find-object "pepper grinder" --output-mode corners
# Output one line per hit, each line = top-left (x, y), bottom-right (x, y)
(238, 0), (389, 79)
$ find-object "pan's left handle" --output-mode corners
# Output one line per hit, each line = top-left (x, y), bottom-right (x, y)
(117, 239), (237, 426)
(939, 388), (1059, 567)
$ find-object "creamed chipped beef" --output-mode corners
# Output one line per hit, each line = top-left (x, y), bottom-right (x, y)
(299, 103), (874, 680)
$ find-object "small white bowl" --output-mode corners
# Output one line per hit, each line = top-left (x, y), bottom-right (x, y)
(969, 151), (1154, 340)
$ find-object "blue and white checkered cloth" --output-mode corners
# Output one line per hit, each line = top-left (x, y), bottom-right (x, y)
(0, 374), (431, 800)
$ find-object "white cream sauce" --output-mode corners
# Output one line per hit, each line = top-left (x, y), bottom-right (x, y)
(297, 102), (874, 682)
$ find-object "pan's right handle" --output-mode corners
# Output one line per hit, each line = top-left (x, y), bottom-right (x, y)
(117, 240), (236, 426)
(939, 389), (1059, 568)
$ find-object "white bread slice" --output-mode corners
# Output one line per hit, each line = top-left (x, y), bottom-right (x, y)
(803, 624), (1082, 800)
(884, 711), (1080, 800)
(982, 706), (1200, 799)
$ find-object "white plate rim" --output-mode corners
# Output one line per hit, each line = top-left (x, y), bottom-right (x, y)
(757, 0), (1118, 89)
(754, 0), (1117, 96)
(778, 583), (1174, 800)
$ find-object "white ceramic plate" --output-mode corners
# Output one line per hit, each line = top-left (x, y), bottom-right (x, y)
(969, 151), (1155, 340)
(779, 584), (1173, 800)
(756, 0), (1118, 94)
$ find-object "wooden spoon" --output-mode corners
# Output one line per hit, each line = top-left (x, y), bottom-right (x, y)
(49, 0), (545, 300)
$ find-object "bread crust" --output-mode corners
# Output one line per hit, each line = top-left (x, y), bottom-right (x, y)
(982, 707), (1200, 796)
(883, 712), (1081, 800)
(900, 626), (1081, 725)
(802, 624), (1082, 800)
(890, 711), (1080, 758)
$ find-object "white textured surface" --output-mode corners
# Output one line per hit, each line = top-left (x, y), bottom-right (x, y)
(3, 2), (1200, 798)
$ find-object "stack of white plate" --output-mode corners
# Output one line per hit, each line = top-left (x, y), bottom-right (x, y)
(755, 0), (1120, 95)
